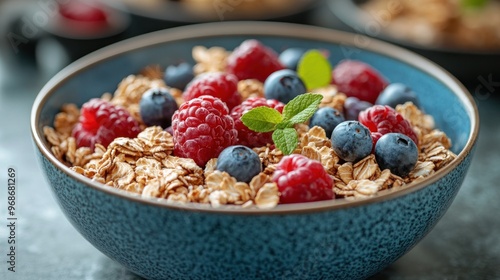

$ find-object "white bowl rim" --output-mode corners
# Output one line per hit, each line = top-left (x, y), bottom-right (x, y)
(31, 21), (479, 215)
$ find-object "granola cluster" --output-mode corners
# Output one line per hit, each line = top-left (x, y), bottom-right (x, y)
(43, 46), (457, 209)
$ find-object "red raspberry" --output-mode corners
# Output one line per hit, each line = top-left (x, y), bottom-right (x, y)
(358, 105), (418, 147)
(230, 97), (285, 148)
(172, 95), (238, 167)
(273, 154), (334, 204)
(332, 60), (388, 104)
(226, 39), (284, 83)
(72, 98), (141, 149)
(183, 72), (242, 110)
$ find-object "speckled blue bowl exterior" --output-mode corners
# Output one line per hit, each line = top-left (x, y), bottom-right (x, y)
(31, 22), (479, 280)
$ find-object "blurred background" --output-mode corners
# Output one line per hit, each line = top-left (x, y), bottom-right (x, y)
(1, 0), (499, 87)
(0, 0), (322, 86)
(1, 0), (499, 279)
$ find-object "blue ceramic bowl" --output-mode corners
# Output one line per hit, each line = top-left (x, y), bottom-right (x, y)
(31, 22), (479, 280)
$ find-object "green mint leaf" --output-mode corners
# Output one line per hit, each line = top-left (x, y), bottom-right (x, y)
(272, 128), (298, 155)
(297, 49), (332, 90)
(241, 106), (283, 133)
(282, 93), (323, 125)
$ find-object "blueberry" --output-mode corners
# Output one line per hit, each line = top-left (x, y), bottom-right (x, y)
(309, 107), (345, 138)
(375, 83), (419, 108)
(375, 133), (418, 177)
(331, 121), (373, 162)
(139, 87), (178, 128)
(264, 69), (307, 104)
(279, 48), (306, 70)
(343, 97), (373, 120)
(216, 145), (262, 183)
(164, 62), (194, 90)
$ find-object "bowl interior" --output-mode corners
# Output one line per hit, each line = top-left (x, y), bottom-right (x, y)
(33, 22), (478, 210)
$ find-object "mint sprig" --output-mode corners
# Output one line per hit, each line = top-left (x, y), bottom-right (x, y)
(241, 93), (323, 155)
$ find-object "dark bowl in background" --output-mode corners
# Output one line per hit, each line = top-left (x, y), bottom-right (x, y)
(37, 1), (131, 62)
(328, 0), (500, 86)
(0, 0), (131, 77)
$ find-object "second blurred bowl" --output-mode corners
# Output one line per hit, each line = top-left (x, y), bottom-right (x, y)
(328, 0), (500, 86)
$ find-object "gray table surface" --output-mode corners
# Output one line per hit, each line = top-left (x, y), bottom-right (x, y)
(1, 2), (499, 280)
